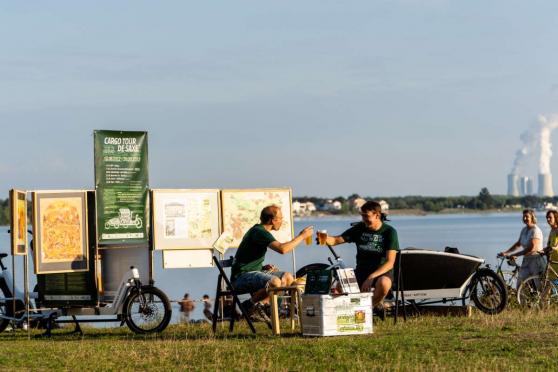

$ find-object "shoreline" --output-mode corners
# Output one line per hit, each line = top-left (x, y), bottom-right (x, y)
(295, 207), (525, 219)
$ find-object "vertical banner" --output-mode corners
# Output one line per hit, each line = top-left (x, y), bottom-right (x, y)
(94, 130), (149, 246)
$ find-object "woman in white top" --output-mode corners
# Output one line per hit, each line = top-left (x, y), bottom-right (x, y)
(499, 209), (545, 285)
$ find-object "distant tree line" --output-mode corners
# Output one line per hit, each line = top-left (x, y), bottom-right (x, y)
(294, 188), (557, 214)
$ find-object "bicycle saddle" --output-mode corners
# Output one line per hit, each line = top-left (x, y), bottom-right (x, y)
(0, 253), (7, 259)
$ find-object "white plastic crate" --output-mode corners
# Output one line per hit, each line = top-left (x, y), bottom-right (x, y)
(301, 293), (373, 337)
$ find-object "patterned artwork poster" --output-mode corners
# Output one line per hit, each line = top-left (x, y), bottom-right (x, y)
(32, 191), (89, 274)
(152, 189), (221, 250)
(10, 189), (28, 255)
(220, 188), (294, 248)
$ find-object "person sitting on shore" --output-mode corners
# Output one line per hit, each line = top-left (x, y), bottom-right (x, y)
(231, 204), (313, 322)
(318, 201), (399, 319)
(499, 209), (545, 287)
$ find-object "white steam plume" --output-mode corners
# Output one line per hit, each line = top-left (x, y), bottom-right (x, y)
(511, 126), (536, 175)
(538, 115), (558, 175)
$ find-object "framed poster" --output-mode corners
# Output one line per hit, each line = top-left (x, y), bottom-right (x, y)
(221, 188), (294, 248)
(152, 189), (221, 250)
(94, 130), (149, 246)
(9, 189), (28, 255)
(162, 249), (214, 269)
(32, 191), (89, 274)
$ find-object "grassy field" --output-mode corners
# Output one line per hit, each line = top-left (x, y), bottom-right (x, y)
(1, 308), (558, 371)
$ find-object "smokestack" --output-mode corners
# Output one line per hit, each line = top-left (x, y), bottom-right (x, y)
(538, 173), (554, 197)
(519, 176), (529, 196)
(508, 174), (520, 196)
(527, 178), (534, 195)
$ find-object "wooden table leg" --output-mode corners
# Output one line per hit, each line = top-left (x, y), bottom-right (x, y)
(270, 292), (280, 335)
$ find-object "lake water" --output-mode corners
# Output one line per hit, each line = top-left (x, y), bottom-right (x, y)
(0, 212), (547, 323)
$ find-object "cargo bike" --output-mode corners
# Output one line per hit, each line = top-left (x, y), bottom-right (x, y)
(296, 244), (507, 317)
(0, 249), (171, 335)
(1, 194), (172, 336)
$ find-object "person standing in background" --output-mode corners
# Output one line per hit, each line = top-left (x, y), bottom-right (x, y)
(202, 294), (213, 322)
(179, 293), (195, 323)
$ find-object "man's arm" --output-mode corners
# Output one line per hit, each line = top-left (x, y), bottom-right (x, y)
(370, 250), (397, 279)
(361, 250), (397, 292)
(324, 235), (346, 246)
(269, 226), (314, 254)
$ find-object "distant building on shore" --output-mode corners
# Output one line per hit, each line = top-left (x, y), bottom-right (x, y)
(293, 201), (316, 216)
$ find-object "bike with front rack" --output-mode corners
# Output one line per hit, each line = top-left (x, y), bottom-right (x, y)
(0, 231), (172, 335)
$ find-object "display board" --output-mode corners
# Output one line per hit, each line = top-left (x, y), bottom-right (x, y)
(37, 191), (98, 307)
(162, 249), (214, 269)
(94, 130), (149, 246)
(152, 189), (221, 250)
(32, 190), (89, 274)
(221, 188), (293, 248)
(9, 189), (28, 255)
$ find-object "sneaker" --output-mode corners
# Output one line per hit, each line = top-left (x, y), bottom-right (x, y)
(240, 299), (255, 315)
(253, 303), (272, 328)
(373, 305), (386, 321)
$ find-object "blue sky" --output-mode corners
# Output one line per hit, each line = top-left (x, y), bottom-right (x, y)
(2, 1), (558, 197)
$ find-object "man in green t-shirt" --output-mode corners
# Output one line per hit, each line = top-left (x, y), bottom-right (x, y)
(320, 201), (399, 312)
(232, 205), (313, 316)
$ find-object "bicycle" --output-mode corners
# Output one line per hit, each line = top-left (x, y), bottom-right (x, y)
(495, 255), (520, 302)
(0, 232), (172, 334)
(516, 252), (558, 309)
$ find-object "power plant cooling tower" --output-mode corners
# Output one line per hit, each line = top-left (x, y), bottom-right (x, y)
(507, 174), (520, 196)
(538, 173), (554, 197)
(527, 178), (535, 195)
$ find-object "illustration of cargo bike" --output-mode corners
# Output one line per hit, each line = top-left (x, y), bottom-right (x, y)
(105, 208), (143, 229)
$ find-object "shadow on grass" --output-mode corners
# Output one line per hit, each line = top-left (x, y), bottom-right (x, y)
(0, 321), (298, 342)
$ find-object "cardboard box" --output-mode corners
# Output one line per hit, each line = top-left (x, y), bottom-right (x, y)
(301, 293), (373, 336)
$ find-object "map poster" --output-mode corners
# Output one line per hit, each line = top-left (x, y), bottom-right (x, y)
(152, 189), (221, 250)
(10, 189), (28, 255)
(220, 188), (294, 248)
(94, 130), (149, 246)
(32, 191), (89, 274)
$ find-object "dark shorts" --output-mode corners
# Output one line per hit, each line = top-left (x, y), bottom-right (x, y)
(232, 271), (286, 294)
(355, 269), (394, 291)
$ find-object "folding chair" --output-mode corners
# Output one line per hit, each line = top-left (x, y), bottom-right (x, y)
(212, 256), (256, 334)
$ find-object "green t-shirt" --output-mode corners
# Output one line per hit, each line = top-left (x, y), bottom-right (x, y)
(231, 224), (276, 280)
(341, 222), (399, 272)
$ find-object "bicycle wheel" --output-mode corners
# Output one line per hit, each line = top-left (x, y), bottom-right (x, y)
(498, 270), (519, 305)
(517, 276), (558, 309)
(470, 269), (507, 314)
(124, 286), (172, 334)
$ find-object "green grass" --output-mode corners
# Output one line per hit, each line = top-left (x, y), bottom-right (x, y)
(1, 308), (558, 371)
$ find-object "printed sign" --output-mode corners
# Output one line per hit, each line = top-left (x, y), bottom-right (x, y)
(10, 189), (28, 255)
(94, 130), (149, 246)
(152, 189), (221, 250)
(32, 190), (89, 274)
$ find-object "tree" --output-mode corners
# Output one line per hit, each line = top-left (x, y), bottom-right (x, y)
(477, 187), (495, 210)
